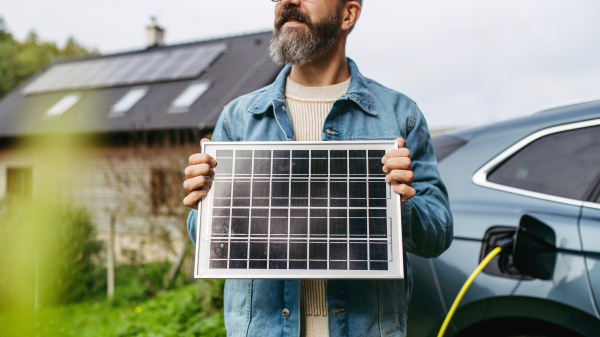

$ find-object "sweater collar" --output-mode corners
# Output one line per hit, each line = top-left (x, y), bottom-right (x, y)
(248, 57), (377, 116)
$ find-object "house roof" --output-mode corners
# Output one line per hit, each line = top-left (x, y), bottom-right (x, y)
(0, 31), (283, 137)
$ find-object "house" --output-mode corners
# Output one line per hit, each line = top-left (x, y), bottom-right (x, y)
(0, 20), (283, 263)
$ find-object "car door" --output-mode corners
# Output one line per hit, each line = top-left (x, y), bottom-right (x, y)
(579, 183), (600, 316)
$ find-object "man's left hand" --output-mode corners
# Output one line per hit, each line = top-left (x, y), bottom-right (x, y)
(382, 138), (416, 204)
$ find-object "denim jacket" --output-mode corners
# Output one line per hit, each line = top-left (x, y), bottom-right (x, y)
(187, 58), (453, 337)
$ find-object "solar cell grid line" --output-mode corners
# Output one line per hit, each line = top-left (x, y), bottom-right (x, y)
(196, 141), (402, 279)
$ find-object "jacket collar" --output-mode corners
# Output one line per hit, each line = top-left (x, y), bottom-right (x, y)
(248, 57), (377, 116)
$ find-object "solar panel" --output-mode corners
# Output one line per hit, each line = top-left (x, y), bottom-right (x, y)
(194, 141), (404, 279)
(21, 43), (227, 95)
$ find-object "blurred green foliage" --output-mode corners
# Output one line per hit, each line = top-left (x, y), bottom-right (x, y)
(0, 200), (103, 308)
(0, 281), (227, 337)
(0, 15), (98, 100)
(88, 263), (192, 306)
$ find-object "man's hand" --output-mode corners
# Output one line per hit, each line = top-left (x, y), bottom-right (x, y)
(382, 138), (416, 204)
(183, 138), (216, 210)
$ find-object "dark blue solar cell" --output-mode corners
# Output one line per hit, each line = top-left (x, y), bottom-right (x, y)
(290, 261), (307, 269)
(349, 242), (367, 260)
(249, 241), (268, 259)
(214, 158), (232, 175)
(216, 150), (233, 158)
(213, 181), (232, 198)
(249, 261), (267, 269)
(229, 241), (248, 259)
(369, 181), (387, 198)
(210, 241), (228, 259)
(254, 150), (271, 159)
(210, 260), (227, 269)
(269, 241), (288, 260)
(309, 241), (327, 260)
(370, 262), (388, 270)
(292, 157), (309, 176)
(252, 181), (270, 197)
(229, 260), (247, 269)
(330, 181), (347, 198)
(309, 261), (327, 269)
(272, 158), (290, 176)
(253, 158), (271, 175)
(292, 150), (309, 158)
(329, 242), (347, 260)
(289, 241), (307, 260)
(329, 261), (347, 270)
(350, 261), (368, 270)
(370, 242), (388, 261)
(311, 158), (328, 176)
(236, 150), (253, 158)
(273, 150), (290, 158)
(270, 261), (287, 269)
(311, 150), (328, 158)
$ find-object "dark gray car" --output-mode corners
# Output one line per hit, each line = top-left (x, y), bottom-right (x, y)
(407, 101), (600, 337)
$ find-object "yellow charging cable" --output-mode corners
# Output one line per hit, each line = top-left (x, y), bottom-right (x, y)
(437, 246), (503, 337)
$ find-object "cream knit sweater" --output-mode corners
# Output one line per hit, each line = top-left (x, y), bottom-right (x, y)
(285, 76), (351, 337)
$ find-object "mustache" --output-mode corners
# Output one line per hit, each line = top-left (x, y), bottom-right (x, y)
(275, 7), (313, 30)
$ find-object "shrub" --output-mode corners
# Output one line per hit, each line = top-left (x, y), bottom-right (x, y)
(0, 200), (102, 308)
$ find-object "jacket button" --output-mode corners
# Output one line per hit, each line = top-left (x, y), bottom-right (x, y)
(281, 308), (290, 318)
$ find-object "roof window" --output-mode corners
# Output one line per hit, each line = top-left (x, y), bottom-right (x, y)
(170, 82), (210, 113)
(110, 87), (148, 117)
(46, 94), (81, 117)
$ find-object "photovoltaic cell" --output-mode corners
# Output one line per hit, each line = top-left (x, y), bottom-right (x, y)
(22, 43), (227, 95)
(197, 142), (401, 279)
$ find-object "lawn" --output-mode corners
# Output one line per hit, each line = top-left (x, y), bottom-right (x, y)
(0, 281), (226, 337)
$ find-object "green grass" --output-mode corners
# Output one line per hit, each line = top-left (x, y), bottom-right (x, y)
(0, 281), (226, 337)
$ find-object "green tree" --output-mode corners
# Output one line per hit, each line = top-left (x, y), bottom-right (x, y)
(0, 16), (98, 99)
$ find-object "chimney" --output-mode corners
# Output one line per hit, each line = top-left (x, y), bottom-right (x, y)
(146, 17), (165, 47)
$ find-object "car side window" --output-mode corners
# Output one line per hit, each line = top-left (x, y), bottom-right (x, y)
(488, 125), (600, 201)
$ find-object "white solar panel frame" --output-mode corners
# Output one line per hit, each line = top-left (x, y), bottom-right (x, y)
(194, 141), (404, 279)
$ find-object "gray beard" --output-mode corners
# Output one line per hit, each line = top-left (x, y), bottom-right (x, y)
(269, 15), (340, 66)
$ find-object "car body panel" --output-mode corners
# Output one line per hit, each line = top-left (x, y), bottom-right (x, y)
(407, 101), (600, 336)
(580, 205), (600, 315)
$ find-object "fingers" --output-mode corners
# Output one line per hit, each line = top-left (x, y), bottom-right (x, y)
(385, 169), (414, 185)
(185, 163), (214, 179)
(183, 175), (212, 194)
(189, 153), (217, 167)
(382, 157), (411, 174)
(395, 137), (405, 149)
(183, 190), (207, 210)
(392, 183), (416, 204)
(382, 148), (410, 164)
(200, 138), (211, 150)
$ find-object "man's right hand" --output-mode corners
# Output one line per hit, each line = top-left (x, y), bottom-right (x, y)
(183, 138), (216, 210)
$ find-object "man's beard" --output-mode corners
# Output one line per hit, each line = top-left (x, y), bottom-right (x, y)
(269, 7), (342, 66)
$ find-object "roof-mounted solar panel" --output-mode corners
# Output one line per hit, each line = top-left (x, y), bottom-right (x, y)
(22, 43), (227, 95)
(194, 141), (404, 279)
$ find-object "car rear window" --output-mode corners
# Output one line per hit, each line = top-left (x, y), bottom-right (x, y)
(488, 125), (600, 201)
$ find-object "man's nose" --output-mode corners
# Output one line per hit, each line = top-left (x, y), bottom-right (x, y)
(281, 0), (302, 7)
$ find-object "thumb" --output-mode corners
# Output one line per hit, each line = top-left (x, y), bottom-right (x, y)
(200, 138), (211, 153)
(395, 137), (405, 149)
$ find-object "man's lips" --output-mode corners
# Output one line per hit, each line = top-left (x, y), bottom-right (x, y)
(283, 21), (305, 26)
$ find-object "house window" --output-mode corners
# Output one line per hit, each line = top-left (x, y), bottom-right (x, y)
(150, 168), (185, 214)
(46, 94), (81, 117)
(169, 82), (210, 113)
(6, 167), (33, 199)
(110, 87), (148, 117)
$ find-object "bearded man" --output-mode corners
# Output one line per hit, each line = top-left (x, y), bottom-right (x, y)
(183, 1), (453, 336)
